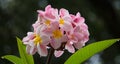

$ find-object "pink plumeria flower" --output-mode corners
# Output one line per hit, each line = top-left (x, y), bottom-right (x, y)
(36, 5), (60, 36)
(49, 22), (68, 49)
(59, 8), (73, 31)
(70, 12), (89, 49)
(71, 12), (85, 27)
(42, 22), (68, 57)
(73, 23), (89, 49)
(22, 25), (50, 56)
(37, 5), (59, 26)
(65, 12), (89, 53)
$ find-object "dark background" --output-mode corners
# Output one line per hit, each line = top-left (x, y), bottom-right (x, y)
(0, 0), (120, 64)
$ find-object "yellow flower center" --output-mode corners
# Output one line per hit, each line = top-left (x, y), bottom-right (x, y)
(53, 30), (62, 38)
(59, 18), (64, 25)
(45, 20), (50, 25)
(34, 35), (42, 45)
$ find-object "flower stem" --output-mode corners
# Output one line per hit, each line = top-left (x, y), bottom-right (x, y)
(46, 47), (54, 64)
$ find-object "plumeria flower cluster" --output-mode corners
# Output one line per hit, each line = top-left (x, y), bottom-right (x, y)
(22, 5), (89, 57)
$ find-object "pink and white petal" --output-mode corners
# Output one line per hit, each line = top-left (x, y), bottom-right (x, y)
(50, 41), (56, 49)
(41, 35), (50, 45)
(28, 33), (35, 39)
(44, 5), (57, 20)
(50, 38), (61, 49)
(27, 32), (34, 36)
(79, 17), (85, 23)
(50, 22), (59, 30)
(37, 10), (45, 18)
(70, 14), (75, 20)
(63, 16), (72, 22)
(36, 25), (42, 35)
(35, 24), (47, 35)
(37, 44), (48, 56)
(74, 26), (80, 32)
(22, 37), (29, 44)
(42, 27), (53, 36)
(60, 22), (73, 31)
(73, 17), (85, 25)
(22, 32), (34, 43)
(45, 5), (51, 11)
(65, 42), (75, 53)
(74, 41), (85, 49)
(80, 23), (88, 30)
(26, 45), (37, 55)
(60, 8), (69, 17)
(51, 9), (59, 20)
(32, 22), (41, 31)
(31, 47), (37, 55)
(71, 35), (78, 43)
(45, 11), (56, 20)
(29, 40), (35, 47)
(30, 46), (37, 55)
(83, 35), (89, 43)
(53, 9), (59, 20)
(76, 12), (81, 17)
(72, 13), (85, 26)
(60, 35), (68, 42)
(74, 33), (84, 40)
(54, 38), (62, 49)
(75, 12), (83, 23)
(23, 41), (28, 45)
(54, 50), (64, 57)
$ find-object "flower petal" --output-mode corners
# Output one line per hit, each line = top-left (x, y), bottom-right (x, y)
(37, 10), (45, 18)
(50, 38), (61, 49)
(45, 5), (51, 11)
(54, 50), (64, 57)
(26, 45), (37, 55)
(22, 37), (29, 44)
(76, 12), (81, 17)
(60, 21), (73, 31)
(50, 21), (59, 30)
(60, 35), (68, 42)
(65, 42), (75, 53)
(28, 40), (35, 46)
(41, 35), (50, 45)
(60, 8), (69, 17)
(37, 44), (48, 56)
(44, 5), (59, 20)
(74, 41), (85, 49)
(30, 46), (37, 55)
(22, 32), (34, 44)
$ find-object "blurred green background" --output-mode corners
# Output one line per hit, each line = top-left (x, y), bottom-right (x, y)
(0, 0), (120, 64)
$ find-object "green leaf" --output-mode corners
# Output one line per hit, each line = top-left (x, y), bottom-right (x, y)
(65, 39), (120, 64)
(1, 55), (22, 64)
(17, 37), (34, 64)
